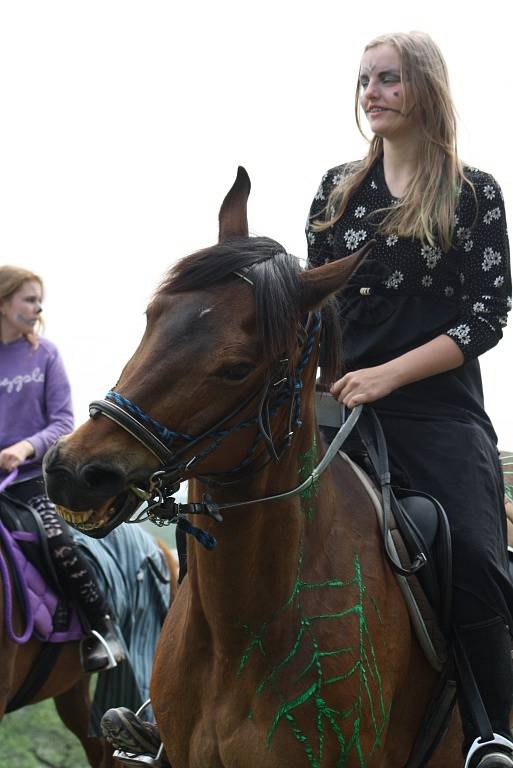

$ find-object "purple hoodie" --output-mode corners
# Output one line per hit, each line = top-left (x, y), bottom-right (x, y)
(0, 336), (74, 485)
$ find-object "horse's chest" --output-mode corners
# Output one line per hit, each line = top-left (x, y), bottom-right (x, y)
(186, 704), (309, 768)
(161, 577), (394, 766)
(166, 646), (380, 768)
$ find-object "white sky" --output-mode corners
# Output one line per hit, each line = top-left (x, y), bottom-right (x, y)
(1, 1), (512, 448)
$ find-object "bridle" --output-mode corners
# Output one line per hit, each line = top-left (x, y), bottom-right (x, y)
(88, 284), (362, 547)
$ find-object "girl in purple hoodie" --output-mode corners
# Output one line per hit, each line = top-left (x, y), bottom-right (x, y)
(0, 265), (124, 672)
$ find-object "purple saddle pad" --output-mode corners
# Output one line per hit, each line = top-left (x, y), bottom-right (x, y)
(4, 527), (83, 643)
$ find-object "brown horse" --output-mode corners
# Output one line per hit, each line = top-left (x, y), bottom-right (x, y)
(43, 168), (462, 767)
(0, 539), (116, 767)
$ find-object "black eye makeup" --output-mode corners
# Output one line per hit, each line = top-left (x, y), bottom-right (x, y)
(359, 69), (401, 88)
(381, 71), (401, 83)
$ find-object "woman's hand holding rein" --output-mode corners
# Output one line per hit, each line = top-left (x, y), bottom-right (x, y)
(330, 333), (465, 408)
(0, 440), (35, 472)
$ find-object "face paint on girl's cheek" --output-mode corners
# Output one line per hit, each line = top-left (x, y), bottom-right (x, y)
(16, 314), (35, 326)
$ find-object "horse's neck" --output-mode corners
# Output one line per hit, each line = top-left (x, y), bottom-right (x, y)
(188, 415), (330, 643)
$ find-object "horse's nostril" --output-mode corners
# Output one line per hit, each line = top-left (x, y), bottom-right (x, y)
(80, 464), (126, 495)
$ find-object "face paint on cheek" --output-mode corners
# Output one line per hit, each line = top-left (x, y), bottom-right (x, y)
(16, 314), (34, 327)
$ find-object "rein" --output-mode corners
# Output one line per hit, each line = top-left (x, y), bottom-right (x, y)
(190, 405), (363, 512)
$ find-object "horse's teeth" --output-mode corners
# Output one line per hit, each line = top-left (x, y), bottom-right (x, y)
(56, 506), (94, 524)
(56, 503), (117, 532)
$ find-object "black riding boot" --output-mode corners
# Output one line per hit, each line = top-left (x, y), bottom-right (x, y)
(457, 617), (513, 767)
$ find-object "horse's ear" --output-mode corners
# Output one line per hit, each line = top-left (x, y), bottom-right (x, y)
(218, 166), (251, 243)
(299, 240), (375, 313)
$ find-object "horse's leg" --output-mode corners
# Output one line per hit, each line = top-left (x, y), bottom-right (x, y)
(53, 677), (107, 768)
(0, 641), (17, 718)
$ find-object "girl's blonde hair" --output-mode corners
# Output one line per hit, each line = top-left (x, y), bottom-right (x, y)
(314, 31), (470, 251)
(0, 265), (44, 341)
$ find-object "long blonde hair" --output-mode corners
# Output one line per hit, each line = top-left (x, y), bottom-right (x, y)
(315, 31), (470, 251)
(0, 265), (44, 342)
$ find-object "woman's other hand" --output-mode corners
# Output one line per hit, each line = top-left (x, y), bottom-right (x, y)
(0, 440), (35, 471)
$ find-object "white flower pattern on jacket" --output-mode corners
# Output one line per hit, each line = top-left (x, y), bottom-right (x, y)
(306, 160), (511, 361)
(343, 228), (367, 250)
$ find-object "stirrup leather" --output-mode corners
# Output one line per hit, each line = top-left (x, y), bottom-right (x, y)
(112, 699), (167, 768)
(81, 629), (119, 671)
(465, 734), (513, 768)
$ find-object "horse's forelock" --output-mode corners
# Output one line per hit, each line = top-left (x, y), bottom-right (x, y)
(157, 239), (300, 357)
(252, 253), (301, 360)
(160, 237), (286, 296)
(156, 238), (343, 367)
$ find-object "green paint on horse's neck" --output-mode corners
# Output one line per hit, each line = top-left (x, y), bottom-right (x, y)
(237, 439), (389, 768)
(298, 436), (320, 520)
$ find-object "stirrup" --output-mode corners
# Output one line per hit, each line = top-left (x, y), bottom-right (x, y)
(113, 744), (166, 768)
(465, 734), (513, 768)
(110, 699), (167, 768)
(81, 629), (119, 671)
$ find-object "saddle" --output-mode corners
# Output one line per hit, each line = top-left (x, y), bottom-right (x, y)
(0, 491), (83, 712)
(2, 491), (62, 593)
(317, 394), (452, 658)
(0, 490), (82, 641)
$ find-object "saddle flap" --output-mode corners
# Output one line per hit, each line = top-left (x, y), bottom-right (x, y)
(397, 492), (439, 550)
(394, 486), (453, 633)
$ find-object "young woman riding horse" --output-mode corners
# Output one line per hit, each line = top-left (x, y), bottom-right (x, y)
(307, 31), (512, 768)
(44, 167), (466, 767)
(0, 265), (124, 672)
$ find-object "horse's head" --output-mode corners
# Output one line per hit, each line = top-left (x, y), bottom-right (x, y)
(44, 167), (372, 536)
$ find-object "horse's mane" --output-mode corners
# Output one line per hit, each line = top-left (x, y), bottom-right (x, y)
(159, 236), (342, 384)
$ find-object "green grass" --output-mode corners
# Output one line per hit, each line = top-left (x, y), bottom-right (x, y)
(1, 699), (90, 768)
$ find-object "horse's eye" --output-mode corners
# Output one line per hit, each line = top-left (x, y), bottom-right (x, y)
(216, 363), (255, 381)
